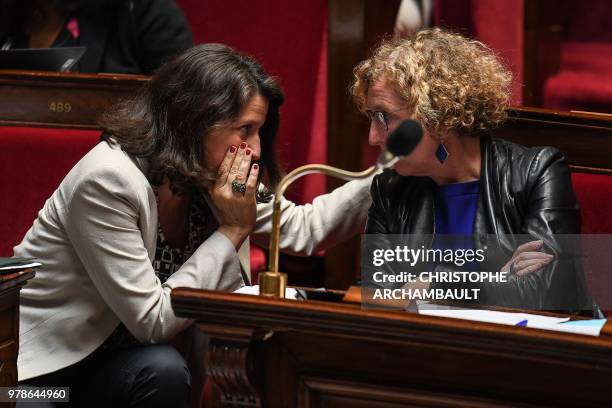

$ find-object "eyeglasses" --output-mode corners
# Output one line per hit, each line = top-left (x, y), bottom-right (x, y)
(365, 108), (404, 131)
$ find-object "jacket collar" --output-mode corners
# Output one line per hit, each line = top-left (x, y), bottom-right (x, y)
(474, 135), (497, 242)
(418, 135), (496, 249)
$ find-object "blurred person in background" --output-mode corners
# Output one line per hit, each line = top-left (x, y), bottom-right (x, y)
(0, 0), (192, 73)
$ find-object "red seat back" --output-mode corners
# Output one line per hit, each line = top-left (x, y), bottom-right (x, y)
(0, 127), (101, 256)
(176, 0), (328, 204)
(572, 172), (612, 234)
(571, 172), (612, 313)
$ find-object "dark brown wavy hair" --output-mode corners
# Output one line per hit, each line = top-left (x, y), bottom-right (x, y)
(99, 43), (284, 200)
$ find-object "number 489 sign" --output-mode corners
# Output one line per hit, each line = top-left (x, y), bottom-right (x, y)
(48, 101), (72, 113)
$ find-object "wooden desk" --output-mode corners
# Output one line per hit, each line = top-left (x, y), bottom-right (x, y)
(0, 270), (35, 389)
(0, 70), (148, 129)
(172, 288), (612, 407)
(499, 107), (612, 174)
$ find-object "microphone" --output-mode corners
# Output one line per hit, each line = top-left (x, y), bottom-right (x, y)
(260, 120), (422, 298)
(376, 119), (423, 169)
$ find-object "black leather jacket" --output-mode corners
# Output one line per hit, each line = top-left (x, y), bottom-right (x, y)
(365, 136), (594, 312)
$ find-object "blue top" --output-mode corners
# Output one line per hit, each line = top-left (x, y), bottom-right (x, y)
(434, 180), (480, 235)
(431, 180), (480, 271)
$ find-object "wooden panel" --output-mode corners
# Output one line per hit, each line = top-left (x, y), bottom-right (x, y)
(0, 270), (35, 391)
(522, 0), (568, 107)
(0, 296), (15, 343)
(0, 340), (17, 390)
(498, 107), (612, 172)
(172, 289), (612, 407)
(299, 377), (531, 408)
(0, 70), (148, 129)
(326, 0), (400, 290)
(326, 0), (368, 290)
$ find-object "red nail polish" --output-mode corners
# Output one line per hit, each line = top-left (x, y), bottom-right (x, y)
(239, 142), (247, 149)
(229, 145), (237, 153)
(246, 148), (252, 155)
(253, 163), (259, 170)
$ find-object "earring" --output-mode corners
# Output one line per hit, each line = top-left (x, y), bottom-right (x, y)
(435, 142), (449, 164)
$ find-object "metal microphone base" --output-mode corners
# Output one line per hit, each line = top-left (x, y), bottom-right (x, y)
(258, 271), (288, 298)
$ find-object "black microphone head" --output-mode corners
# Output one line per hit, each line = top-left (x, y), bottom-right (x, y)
(386, 120), (423, 157)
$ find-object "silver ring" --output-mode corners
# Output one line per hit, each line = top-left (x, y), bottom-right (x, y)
(231, 180), (247, 193)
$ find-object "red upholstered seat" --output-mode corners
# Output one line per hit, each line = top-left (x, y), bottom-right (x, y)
(558, 42), (612, 74)
(436, 0), (612, 112)
(544, 43), (612, 113)
(571, 172), (612, 314)
(541, 0), (612, 113)
(571, 172), (612, 234)
(0, 126), (101, 256)
(249, 244), (267, 280)
(0, 126), (269, 274)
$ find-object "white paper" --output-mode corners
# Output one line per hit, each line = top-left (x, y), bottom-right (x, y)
(0, 262), (42, 271)
(233, 285), (298, 300)
(230, 291), (605, 336)
(416, 301), (611, 336)
(417, 301), (569, 327)
(551, 319), (607, 336)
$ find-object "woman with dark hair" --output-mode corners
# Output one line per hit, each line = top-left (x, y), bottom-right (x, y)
(14, 44), (373, 406)
(0, 0), (191, 73)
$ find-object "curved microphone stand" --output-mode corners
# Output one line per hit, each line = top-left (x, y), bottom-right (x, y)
(259, 151), (396, 298)
(258, 119), (423, 297)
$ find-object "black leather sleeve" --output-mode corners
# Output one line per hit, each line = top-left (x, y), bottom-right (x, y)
(461, 147), (587, 310)
(523, 147), (581, 234)
(362, 173), (393, 289)
(365, 173), (391, 235)
(514, 147), (588, 311)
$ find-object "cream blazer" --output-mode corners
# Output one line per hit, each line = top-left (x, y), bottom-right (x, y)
(14, 141), (372, 380)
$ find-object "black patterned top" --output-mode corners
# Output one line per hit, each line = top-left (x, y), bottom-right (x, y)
(152, 190), (219, 283)
(92, 189), (218, 354)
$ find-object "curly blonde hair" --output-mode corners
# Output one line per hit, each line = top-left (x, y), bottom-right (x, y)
(351, 28), (512, 136)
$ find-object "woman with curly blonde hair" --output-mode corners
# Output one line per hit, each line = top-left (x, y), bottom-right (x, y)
(354, 28), (595, 312)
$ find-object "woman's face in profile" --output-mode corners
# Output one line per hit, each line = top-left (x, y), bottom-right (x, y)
(203, 93), (268, 176)
(366, 79), (439, 177)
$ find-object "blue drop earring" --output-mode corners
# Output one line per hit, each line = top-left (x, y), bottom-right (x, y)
(435, 142), (449, 164)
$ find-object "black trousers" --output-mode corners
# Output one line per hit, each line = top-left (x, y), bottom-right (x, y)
(18, 345), (191, 408)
